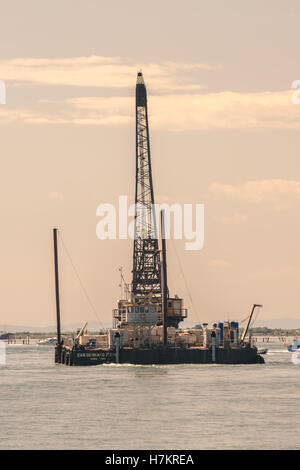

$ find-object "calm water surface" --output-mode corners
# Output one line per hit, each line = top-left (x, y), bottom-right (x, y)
(0, 342), (299, 449)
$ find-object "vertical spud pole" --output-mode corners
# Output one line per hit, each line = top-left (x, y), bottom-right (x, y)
(161, 211), (168, 348)
(53, 228), (62, 362)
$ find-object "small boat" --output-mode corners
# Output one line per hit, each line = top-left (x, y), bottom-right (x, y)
(287, 339), (300, 352)
(257, 348), (268, 355)
(37, 337), (57, 346)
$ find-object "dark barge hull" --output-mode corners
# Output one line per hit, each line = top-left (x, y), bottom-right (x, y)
(55, 345), (264, 366)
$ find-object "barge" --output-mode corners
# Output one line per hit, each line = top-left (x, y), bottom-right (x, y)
(54, 72), (264, 366)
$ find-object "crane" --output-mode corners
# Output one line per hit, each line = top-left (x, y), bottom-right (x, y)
(132, 72), (162, 300)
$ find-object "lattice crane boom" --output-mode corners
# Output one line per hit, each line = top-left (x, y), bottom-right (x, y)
(132, 72), (162, 300)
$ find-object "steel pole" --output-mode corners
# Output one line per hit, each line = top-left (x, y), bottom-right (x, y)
(53, 228), (62, 357)
(161, 211), (168, 347)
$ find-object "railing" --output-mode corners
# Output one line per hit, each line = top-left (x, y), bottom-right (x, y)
(113, 307), (188, 320)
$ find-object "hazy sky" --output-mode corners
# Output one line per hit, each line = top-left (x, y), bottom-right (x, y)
(1, 0), (300, 328)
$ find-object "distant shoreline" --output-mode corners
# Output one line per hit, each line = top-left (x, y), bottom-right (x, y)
(1, 326), (300, 342)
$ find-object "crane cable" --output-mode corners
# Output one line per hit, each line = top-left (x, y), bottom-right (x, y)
(58, 232), (105, 330)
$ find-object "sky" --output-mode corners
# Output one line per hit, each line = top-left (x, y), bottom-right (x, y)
(1, 0), (300, 328)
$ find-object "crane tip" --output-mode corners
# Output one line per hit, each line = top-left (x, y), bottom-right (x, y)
(136, 70), (144, 85)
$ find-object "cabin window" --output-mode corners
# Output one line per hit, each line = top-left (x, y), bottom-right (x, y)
(140, 307), (144, 313)
(168, 302), (172, 308)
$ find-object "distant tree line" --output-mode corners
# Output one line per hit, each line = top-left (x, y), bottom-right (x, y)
(249, 327), (300, 336)
(193, 325), (300, 336)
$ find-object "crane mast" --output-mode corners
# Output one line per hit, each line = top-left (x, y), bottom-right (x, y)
(112, 72), (187, 329)
(132, 72), (161, 300)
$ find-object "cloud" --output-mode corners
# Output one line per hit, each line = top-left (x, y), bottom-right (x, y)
(1, 55), (299, 131)
(209, 179), (300, 211)
(8, 89), (298, 131)
(148, 90), (300, 131)
(0, 56), (215, 91)
(0, 108), (39, 123)
(31, 90), (300, 130)
(59, 90), (300, 130)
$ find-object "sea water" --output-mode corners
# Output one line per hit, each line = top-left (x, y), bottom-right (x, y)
(0, 342), (299, 450)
